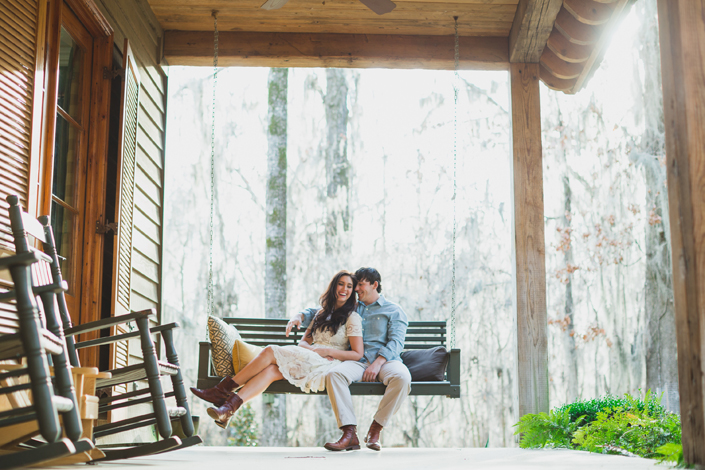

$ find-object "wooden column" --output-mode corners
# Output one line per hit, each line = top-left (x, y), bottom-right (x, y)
(510, 63), (549, 417)
(658, 1), (705, 465)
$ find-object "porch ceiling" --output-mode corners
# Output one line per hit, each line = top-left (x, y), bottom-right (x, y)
(149, 0), (635, 94)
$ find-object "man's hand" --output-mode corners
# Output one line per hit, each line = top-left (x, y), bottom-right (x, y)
(362, 357), (386, 382)
(286, 314), (303, 337)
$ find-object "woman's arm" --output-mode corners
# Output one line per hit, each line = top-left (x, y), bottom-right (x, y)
(297, 325), (315, 350)
(313, 336), (363, 361)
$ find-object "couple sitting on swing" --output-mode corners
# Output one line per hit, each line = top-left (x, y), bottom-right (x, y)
(190, 267), (411, 451)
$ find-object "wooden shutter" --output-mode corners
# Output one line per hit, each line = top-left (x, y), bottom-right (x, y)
(0, 0), (41, 248)
(109, 39), (140, 378)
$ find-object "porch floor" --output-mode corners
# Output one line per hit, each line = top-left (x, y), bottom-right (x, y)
(43, 446), (660, 470)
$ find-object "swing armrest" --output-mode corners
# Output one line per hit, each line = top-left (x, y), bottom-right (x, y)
(64, 309), (155, 337)
(447, 349), (461, 385)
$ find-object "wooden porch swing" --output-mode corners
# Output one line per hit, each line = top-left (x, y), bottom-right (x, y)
(195, 14), (463, 398)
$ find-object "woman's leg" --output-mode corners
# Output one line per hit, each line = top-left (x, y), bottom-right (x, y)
(233, 345), (279, 385)
(207, 365), (284, 428)
(238, 365), (284, 402)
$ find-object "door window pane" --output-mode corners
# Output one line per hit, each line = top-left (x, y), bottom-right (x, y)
(57, 27), (84, 121)
(50, 200), (73, 278)
(52, 114), (78, 204)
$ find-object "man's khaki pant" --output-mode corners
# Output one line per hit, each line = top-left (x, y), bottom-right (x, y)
(325, 360), (411, 428)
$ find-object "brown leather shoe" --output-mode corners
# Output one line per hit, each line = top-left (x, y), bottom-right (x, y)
(207, 393), (243, 428)
(324, 425), (360, 451)
(191, 377), (239, 407)
(365, 420), (383, 451)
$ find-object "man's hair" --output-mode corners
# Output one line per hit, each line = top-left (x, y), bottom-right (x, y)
(354, 267), (382, 293)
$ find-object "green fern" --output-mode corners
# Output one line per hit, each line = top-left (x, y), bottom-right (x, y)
(514, 408), (584, 448)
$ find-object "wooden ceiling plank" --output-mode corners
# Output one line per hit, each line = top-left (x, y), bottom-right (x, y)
(553, 7), (602, 45)
(148, 0), (518, 36)
(157, 20), (513, 37)
(539, 47), (582, 78)
(545, 26), (591, 62)
(508, 0), (562, 62)
(148, 0), (519, 6)
(563, 0), (614, 26)
(163, 30), (509, 69)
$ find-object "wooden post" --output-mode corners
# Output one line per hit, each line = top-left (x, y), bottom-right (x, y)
(658, 1), (705, 466)
(510, 63), (549, 418)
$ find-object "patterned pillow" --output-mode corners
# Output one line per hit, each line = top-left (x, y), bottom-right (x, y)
(208, 316), (241, 377)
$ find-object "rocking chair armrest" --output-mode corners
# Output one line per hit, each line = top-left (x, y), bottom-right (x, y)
(0, 250), (49, 269)
(151, 322), (180, 335)
(64, 309), (155, 336)
(73, 322), (180, 350)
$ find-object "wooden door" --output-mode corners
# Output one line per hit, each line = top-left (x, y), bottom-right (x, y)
(48, 5), (93, 322)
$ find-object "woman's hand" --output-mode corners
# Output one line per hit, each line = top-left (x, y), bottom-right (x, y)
(315, 347), (331, 358)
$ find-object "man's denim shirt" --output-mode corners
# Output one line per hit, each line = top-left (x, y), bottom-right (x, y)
(299, 294), (408, 364)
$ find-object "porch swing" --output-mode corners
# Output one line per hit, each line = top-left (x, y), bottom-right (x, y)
(195, 13), (461, 398)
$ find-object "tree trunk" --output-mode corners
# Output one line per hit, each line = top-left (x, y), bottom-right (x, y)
(262, 67), (288, 446)
(561, 176), (579, 402)
(633, 0), (679, 413)
(324, 68), (352, 257)
(315, 68), (352, 443)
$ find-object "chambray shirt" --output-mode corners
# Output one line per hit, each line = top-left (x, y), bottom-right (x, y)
(299, 294), (409, 364)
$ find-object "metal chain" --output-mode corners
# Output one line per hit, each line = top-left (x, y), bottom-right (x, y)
(207, 10), (219, 340)
(451, 16), (459, 350)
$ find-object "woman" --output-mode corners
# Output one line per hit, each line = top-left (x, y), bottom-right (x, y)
(191, 270), (363, 428)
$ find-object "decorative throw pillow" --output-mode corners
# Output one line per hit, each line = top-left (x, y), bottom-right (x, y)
(208, 316), (241, 377)
(401, 346), (449, 382)
(232, 339), (264, 374)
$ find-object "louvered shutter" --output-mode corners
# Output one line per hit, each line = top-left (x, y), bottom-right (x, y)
(109, 39), (140, 377)
(0, 0), (40, 248)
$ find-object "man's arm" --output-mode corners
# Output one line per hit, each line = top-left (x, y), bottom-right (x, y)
(286, 307), (318, 337)
(377, 307), (408, 361)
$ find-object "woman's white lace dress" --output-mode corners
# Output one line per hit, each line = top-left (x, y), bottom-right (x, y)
(271, 312), (362, 393)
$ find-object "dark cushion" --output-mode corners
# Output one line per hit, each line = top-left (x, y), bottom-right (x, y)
(401, 346), (449, 382)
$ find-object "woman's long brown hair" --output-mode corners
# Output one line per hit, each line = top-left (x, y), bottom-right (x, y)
(305, 270), (357, 342)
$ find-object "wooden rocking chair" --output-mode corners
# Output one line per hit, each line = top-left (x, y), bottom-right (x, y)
(0, 248), (81, 469)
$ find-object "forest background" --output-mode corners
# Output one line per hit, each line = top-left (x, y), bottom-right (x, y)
(162, 0), (674, 448)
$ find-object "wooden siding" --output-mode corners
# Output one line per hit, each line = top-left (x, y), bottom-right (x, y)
(94, 0), (166, 333)
(0, 0), (40, 248)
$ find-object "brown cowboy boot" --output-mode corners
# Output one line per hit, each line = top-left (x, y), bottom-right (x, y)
(364, 420), (383, 451)
(324, 425), (360, 451)
(190, 377), (239, 406)
(207, 393), (243, 429)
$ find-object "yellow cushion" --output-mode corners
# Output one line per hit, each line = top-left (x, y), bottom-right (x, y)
(232, 339), (264, 374)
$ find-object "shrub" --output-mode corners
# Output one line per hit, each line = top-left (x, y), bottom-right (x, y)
(514, 390), (681, 462)
(514, 408), (583, 448)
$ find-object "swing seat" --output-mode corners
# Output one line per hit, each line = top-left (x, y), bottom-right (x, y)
(196, 318), (460, 398)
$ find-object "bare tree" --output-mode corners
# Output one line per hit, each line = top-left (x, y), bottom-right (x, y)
(631, 0), (678, 412)
(262, 67), (289, 446)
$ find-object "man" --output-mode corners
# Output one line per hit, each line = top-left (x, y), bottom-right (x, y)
(287, 267), (411, 451)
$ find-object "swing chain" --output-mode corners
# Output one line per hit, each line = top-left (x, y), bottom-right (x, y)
(451, 16), (459, 350)
(207, 10), (219, 340)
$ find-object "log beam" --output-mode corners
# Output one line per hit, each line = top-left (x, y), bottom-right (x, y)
(162, 31), (508, 70)
(510, 63), (549, 418)
(508, 0), (563, 63)
(658, 0), (705, 466)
